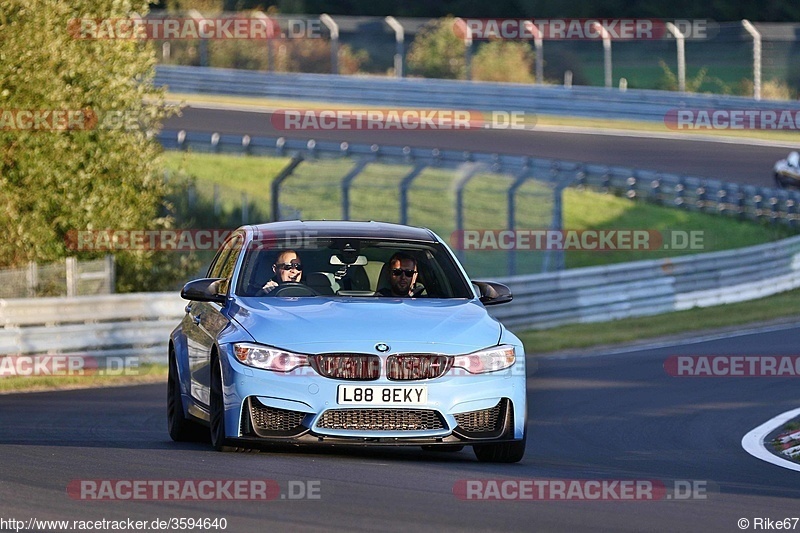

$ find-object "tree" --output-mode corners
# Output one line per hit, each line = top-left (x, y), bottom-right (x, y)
(407, 16), (466, 80)
(0, 0), (176, 290)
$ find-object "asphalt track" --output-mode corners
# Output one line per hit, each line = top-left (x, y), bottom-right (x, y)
(165, 106), (797, 187)
(2, 325), (799, 532)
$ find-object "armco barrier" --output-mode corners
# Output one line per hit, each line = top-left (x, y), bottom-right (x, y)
(0, 293), (184, 364)
(1, 235), (799, 360)
(155, 65), (800, 122)
(490, 234), (800, 329)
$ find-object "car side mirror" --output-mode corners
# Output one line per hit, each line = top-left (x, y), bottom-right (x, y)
(181, 278), (227, 303)
(473, 281), (513, 306)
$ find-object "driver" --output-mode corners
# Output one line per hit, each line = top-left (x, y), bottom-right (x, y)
(261, 249), (302, 293)
(377, 252), (418, 297)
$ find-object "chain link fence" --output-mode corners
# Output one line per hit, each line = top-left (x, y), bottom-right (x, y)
(0, 257), (115, 299)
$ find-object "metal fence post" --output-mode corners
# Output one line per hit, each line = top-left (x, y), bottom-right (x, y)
(320, 14), (339, 75)
(454, 18), (473, 80)
(399, 163), (427, 225)
(253, 12), (278, 71)
(524, 21), (543, 85)
(666, 22), (686, 92)
(506, 164), (532, 276)
(453, 162), (482, 262)
(593, 23), (613, 88)
(66, 257), (78, 297)
(271, 153), (305, 222)
(26, 261), (37, 297)
(105, 255), (116, 294)
(340, 159), (370, 220)
(188, 11), (208, 67)
(742, 20), (761, 100)
(385, 16), (404, 78)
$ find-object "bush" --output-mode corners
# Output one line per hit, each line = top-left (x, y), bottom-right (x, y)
(407, 16), (466, 80)
(472, 40), (536, 83)
(737, 78), (796, 100)
(655, 60), (729, 94)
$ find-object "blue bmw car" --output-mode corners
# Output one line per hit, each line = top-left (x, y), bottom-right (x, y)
(168, 221), (527, 462)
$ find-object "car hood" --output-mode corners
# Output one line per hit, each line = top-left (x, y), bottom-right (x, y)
(231, 297), (502, 355)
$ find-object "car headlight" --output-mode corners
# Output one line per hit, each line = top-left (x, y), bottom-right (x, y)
(452, 344), (516, 374)
(233, 343), (309, 372)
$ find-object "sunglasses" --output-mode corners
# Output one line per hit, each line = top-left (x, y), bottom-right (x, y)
(276, 262), (303, 271)
(391, 268), (416, 277)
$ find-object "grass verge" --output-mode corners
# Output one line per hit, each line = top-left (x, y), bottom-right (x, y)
(162, 151), (795, 276)
(0, 363), (168, 394)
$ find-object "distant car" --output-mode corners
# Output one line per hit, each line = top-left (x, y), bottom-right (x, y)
(168, 221), (527, 462)
(774, 151), (800, 189)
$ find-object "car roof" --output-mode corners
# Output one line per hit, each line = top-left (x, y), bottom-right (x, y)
(245, 220), (438, 242)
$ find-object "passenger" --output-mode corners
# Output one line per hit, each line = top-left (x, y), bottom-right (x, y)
(261, 249), (302, 293)
(377, 252), (418, 297)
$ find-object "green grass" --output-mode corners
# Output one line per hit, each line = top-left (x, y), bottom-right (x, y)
(162, 151), (794, 277)
(516, 287), (800, 353)
(0, 363), (168, 394)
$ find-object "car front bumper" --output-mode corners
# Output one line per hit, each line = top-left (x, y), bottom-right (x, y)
(218, 344), (527, 445)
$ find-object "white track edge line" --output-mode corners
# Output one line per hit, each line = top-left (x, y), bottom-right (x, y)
(741, 407), (800, 472)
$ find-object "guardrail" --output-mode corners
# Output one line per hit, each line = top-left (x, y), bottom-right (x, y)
(155, 65), (800, 122)
(158, 130), (800, 228)
(491, 234), (800, 329)
(2, 234), (799, 360)
(0, 293), (184, 364)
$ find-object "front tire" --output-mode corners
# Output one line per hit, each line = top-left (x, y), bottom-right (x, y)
(473, 434), (526, 463)
(210, 356), (257, 453)
(167, 351), (205, 442)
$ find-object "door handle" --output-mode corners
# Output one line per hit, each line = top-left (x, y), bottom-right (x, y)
(193, 314), (202, 325)
(185, 304), (192, 314)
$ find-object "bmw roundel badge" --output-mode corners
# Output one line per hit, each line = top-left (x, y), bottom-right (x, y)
(375, 343), (390, 353)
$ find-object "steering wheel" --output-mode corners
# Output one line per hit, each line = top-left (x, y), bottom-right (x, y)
(258, 282), (318, 297)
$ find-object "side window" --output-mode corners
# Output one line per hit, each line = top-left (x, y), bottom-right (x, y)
(207, 234), (243, 293)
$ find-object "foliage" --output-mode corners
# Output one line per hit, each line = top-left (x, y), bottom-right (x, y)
(407, 16), (466, 80)
(472, 40), (536, 84)
(0, 0), (176, 291)
(737, 78), (796, 100)
(654, 60), (729, 94)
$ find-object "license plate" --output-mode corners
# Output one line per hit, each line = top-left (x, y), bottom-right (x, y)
(337, 385), (427, 405)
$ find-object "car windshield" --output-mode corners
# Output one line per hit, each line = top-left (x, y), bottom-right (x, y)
(235, 237), (474, 299)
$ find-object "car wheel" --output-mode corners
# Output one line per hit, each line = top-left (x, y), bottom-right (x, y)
(473, 433), (526, 463)
(167, 351), (206, 442)
(210, 356), (257, 453)
(421, 445), (465, 452)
